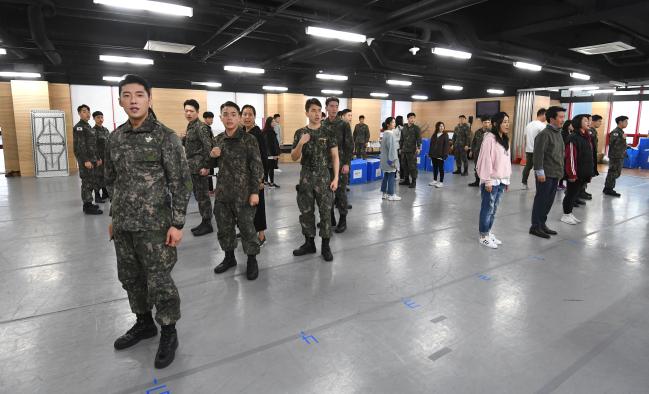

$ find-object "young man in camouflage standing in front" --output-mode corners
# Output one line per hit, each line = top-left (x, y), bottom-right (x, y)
(604, 115), (629, 197)
(399, 112), (422, 188)
(105, 74), (192, 369)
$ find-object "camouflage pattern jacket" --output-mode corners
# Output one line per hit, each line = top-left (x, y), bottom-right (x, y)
(322, 117), (353, 166)
(400, 123), (422, 153)
(73, 119), (97, 163)
(184, 118), (213, 174)
(93, 125), (110, 161)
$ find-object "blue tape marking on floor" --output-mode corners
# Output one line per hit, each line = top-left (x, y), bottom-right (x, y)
(300, 331), (319, 344)
(428, 347), (452, 361)
(430, 315), (447, 323)
(477, 274), (491, 281)
(567, 239), (581, 245)
(145, 378), (170, 394)
(529, 255), (546, 261)
(402, 298), (421, 309)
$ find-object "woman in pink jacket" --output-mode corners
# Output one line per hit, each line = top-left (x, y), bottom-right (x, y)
(476, 112), (512, 249)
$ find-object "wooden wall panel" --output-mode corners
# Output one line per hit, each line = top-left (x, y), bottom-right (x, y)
(10, 81), (50, 177)
(591, 101), (610, 155)
(0, 82), (19, 173)
(264, 94), (279, 119)
(349, 98), (382, 141)
(48, 83), (77, 170)
(151, 88), (207, 136)
(278, 93), (307, 145)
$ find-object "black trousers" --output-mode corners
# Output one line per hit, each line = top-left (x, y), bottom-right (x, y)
(253, 188), (267, 232)
(265, 159), (277, 183)
(562, 179), (584, 214)
(432, 158), (445, 182)
(531, 177), (558, 228)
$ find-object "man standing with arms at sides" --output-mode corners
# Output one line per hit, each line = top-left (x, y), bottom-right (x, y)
(292, 98), (339, 261)
(604, 116), (629, 197)
(529, 106), (566, 239)
(353, 115), (370, 159)
(452, 115), (471, 175)
(521, 108), (547, 189)
(203, 111), (216, 196)
(92, 110), (111, 201)
(105, 74), (192, 369)
(73, 104), (102, 214)
(183, 99), (214, 237)
(273, 113), (282, 145)
(582, 114), (603, 200)
(399, 112), (422, 188)
(468, 116), (491, 187)
(210, 102), (264, 280)
(322, 98), (353, 233)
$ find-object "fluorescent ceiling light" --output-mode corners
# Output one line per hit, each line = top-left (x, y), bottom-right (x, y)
(591, 89), (615, 94)
(432, 47), (472, 59)
(0, 48), (6, 55)
(224, 65), (264, 74)
(263, 85), (288, 92)
(442, 84), (463, 91)
(569, 86), (599, 91)
(93, 0), (193, 17)
(486, 89), (504, 94)
(316, 73), (348, 81)
(370, 92), (389, 98)
(102, 76), (124, 82)
(322, 89), (343, 95)
(192, 82), (222, 88)
(386, 79), (412, 86)
(570, 72), (590, 81)
(613, 90), (640, 96)
(0, 71), (41, 78)
(411, 95), (428, 100)
(144, 40), (194, 54)
(306, 26), (365, 43)
(570, 41), (635, 55)
(99, 55), (153, 65)
(513, 61), (542, 72)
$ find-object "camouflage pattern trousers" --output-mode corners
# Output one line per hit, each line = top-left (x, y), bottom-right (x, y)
(191, 174), (213, 220)
(78, 163), (97, 203)
(355, 143), (367, 159)
(334, 172), (349, 216)
(114, 229), (180, 326)
(214, 200), (259, 255)
(402, 151), (418, 181)
(605, 158), (624, 189)
(297, 169), (334, 239)
(95, 162), (106, 192)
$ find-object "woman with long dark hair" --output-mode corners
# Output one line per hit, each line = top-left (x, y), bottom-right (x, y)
(476, 112), (512, 249)
(380, 117), (401, 201)
(561, 114), (594, 225)
(263, 116), (281, 188)
(242, 105), (268, 246)
(428, 121), (450, 188)
(558, 120), (573, 190)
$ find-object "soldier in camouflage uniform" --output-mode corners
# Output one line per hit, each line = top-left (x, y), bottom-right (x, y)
(105, 75), (192, 369)
(73, 104), (102, 214)
(468, 116), (491, 187)
(322, 99), (353, 233)
(92, 110), (110, 201)
(399, 113), (422, 188)
(353, 115), (370, 159)
(292, 98), (340, 262)
(604, 116), (629, 197)
(210, 101), (265, 281)
(183, 99), (214, 237)
(452, 115), (471, 175)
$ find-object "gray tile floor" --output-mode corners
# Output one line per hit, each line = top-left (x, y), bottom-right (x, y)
(1, 164), (648, 394)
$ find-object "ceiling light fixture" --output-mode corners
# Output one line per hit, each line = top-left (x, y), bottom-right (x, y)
(103, 76), (124, 82)
(442, 84), (463, 91)
(569, 86), (599, 91)
(322, 89), (343, 95)
(306, 26), (366, 43)
(144, 40), (195, 54)
(370, 92), (389, 98)
(411, 95), (428, 100)
(93, 0), (193, 17)
(0, 71), (41, 78)
(570, 72), (591, 81)
(263, 85), (288, 92)
(432, 47), (472, 60)
(613, 90), (640, 96)
(316, 73), (348, 81)
(192, 82), (222, 88)
(0, 48), (6, 55)
(486, 89), (504, 94)
(409, 46), (420, 55)
(99, 55), (153, 65)
(513, 61), (542, 72)
(590, 89), (615, 94)
(224, 65), (264, 74)
(386, 79), (412, 86)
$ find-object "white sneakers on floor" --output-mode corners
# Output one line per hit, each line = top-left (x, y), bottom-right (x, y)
(561, 213), (580, 225)
(429, 180), (438, 186)
(479, 235), (498, 249)
(435, 182), (444, 188)
(382, 193), (387, 200)
(490, 233), (502, 245)
(387, 194), (402, 201)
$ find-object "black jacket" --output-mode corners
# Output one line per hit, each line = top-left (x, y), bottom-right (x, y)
(429, 132), (450, 160)
(264, 127), (280, 156)
(565, 130), (594, 182)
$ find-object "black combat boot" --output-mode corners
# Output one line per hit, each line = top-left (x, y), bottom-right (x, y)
(154, 324), (178, 369)
(399, 179), (410, 185)
(95, 190), (106, 203)
(246, 255), (259, 281)
(321, 238), (333, 261)
(468, 174), (480, 187)
(114, 312), (158, 350)
(102, 187), (110, 199)
(293, 237), (316, 256)
(409, 180), (417, 188)
(603, 188), (621, 197)
(83, 202), (103, 215)
(452, 169), (461, 174)
(334, 214), (347, 233)
(214, 250), (237, 274)
(192, 218), (213, 236)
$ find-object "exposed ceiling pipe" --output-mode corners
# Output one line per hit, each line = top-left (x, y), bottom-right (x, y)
(28, 0), (62, 65)
(0, 27), (29, 59)
(198, 15), (240, 48)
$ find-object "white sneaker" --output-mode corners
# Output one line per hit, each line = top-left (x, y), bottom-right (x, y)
(479, 236), (498, 249)
(561, 214), (578, 225)
(428, 180), (438, 186)
(387, 194), (402, 201)
(382, 193), (387, 200)
(569, 213), (581, 223)
(435, 182), (444, 188)
(489, 233), (502, 245)
(522, 183), (529, 190)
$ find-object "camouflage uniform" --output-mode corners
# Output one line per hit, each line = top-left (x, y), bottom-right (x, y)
(185, 118), (214, 221)
(470, 127), (488, 182)
(104, 114), (192, 326)
(605, 126), (626, 190)
(400, 123), (422, 182)
(452, 123), (471, 172)
(322, 117), (353, 215)
(293, 126), (337, 238)
(353, 123), (370, 159)
(93, 124), (110, 192)
(73, 119), (98, 204)
(213, 127), (264, 255)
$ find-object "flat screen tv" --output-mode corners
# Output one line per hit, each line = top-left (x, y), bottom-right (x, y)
(476, 101), (500, 118)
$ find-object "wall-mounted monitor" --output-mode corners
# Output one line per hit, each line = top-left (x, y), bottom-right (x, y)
(476, 100), (500, 118)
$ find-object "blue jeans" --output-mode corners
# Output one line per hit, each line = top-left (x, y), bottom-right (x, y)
(381, 171), (396, 195)
(479, 183), (505, 236)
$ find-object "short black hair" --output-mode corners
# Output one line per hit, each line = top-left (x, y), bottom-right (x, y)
(77, 104), (90, 113)
(203, 111), (214, 119)
(545, 106), (566, 121)
(459, 115), (466, 119)
(480, 115), (491, 122)
(325, 97), (340, 106)
(241, 104), (257, 116)
(359, 115), (365, 120)
(592, 114), (602, 122)
(220, 101), (241, 114)
(305, 98), (322, 112)
(572, 114), (590, 130)
(537, 108), (547, 117)
(92, 111), (103, 118)
(183, 99), (199, 111)
(118, 74), (151, 96)
(407, 112), (416, 118)
(273, 113), (280, 119)
(341, 108), (352, 116)
(615, 115), (628, 124)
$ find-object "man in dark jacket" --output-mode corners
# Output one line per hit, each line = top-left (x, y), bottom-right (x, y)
(561, 114), (594, 225)
(468, 116), (491, 187)
(353, 115), (370, 159)
(604, 116), (629, 197)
